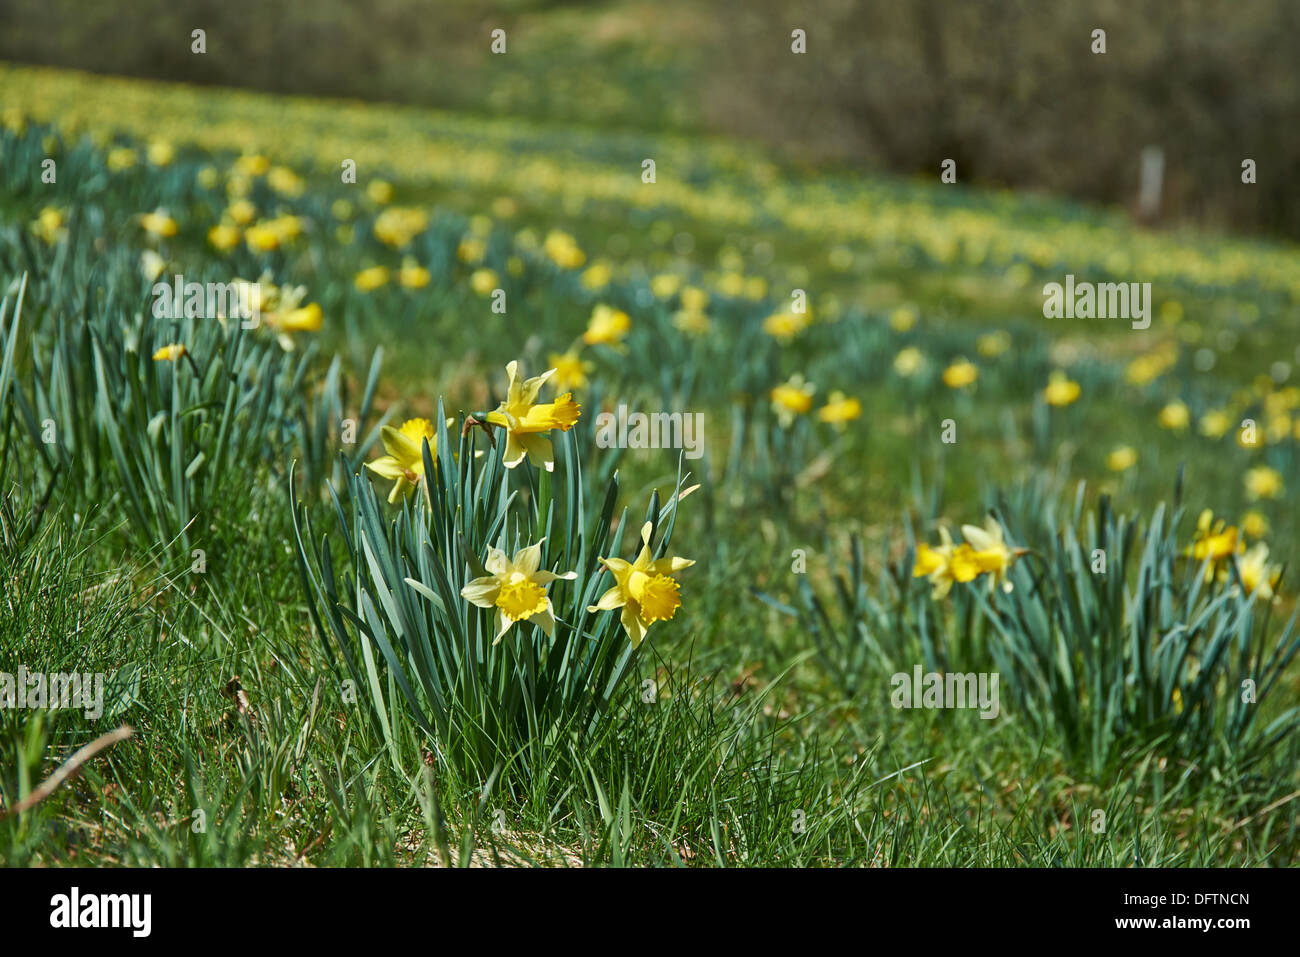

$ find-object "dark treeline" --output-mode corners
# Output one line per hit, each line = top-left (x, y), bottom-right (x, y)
(3, 0), (1297, 239)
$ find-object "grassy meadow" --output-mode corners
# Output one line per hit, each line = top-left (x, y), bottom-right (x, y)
(1, 57), (1299, 867)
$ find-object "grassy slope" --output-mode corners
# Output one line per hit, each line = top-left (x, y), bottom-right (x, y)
(1, 62), (1298, 866)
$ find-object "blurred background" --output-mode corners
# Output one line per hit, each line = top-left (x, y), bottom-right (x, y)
(3, 0), (1298, 238)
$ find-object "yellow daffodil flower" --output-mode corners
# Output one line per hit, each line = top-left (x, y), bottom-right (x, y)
(460, 540), (577, 643)
(672, 310), (712, 336)
(770, 374), (815, 427)
(960, 519), (1020, 593)
(588, 521), (694, 647)
(817, 391), (862, 430)
(1244, 465), (1283, 501)
(152, 344), (186, 362)
(486, 361), (581, 472)
(1106, 445), (1138, 471)
(763, 311), (809, 342)
(140, 250), (167, 282)
(140, 208), (178, 239)
(942, 358), (978, 389)
(548, 350), (593, 391)
(374, 207), (428, 249)
(1186, 510), (1241, 580)
(208, 223), (241, 252)
(1235, 543), (1282, 602)
(543, 230), (585, 269)
(470, 268), (499, 296)
(583, 304), (631, 347)
(32, 206), (66, 245)
(1043, 371), (1080, 407)
(913, 527), (959, 599)
(399, 258), (431, 289)
(365, 418), (437, 503)
(146, 139), (174, 166)
(354, 265), (391, 292)
(1158, 400), (1191, 431)
(894, 347), (924, 377)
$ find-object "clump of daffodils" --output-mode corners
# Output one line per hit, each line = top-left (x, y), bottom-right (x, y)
(486, 361), (581, 472)
(589, 522), (694, 647)
(913, 518), (1023, 599)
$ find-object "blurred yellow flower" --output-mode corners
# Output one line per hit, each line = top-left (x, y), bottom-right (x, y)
(399, 259), (431, 289)
(770, 374), (815, 427)
(234, 154), (270, 177)
(1244, 466), (1283, 501)
(152, 344), (186, 362)
(354, 265), (391, 292)
(146, 139), (175, 166)
(458, 237), (487, 264)
(976, 331), (1011, 358)
(32, 206), (66, 245)
(650, 273), (682, 299)
(1241, 510), (1269, 539)
(1237, 543), (1282, 602)
(1198, 409), (1232, 438)
(140, 209), (178, 239)
(106, 147), (137, 171)
(1106, 446), (1137, 471)
(680, 286), (709, 312)
(470, 268), (499, 296)
(894, 347), (924, 378)
(208, 223), (241, 252)
(1043, 371), (1080, 407)
(763, 311), (809, 343)
(374, 207), (428, 248)
(226, 199), (257, 226)
(366, 179), (394, 204)
(581, 261), (613, 291)
(1187, 510), (1241, 573)
(890, 306), (917, 333)
(942, 358), (978, 389)
(1157, 400), (1191, 431)
(548, 350), (593, 391)
(817, 391), (862, 430)
(140, 250), (167, 282)
(267, 166), (304, 197)
(583, 304), (631, 347)
(543, 230), (585, 269)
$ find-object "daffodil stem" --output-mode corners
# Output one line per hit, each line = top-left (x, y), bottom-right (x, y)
(535, 466), (551, 541)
